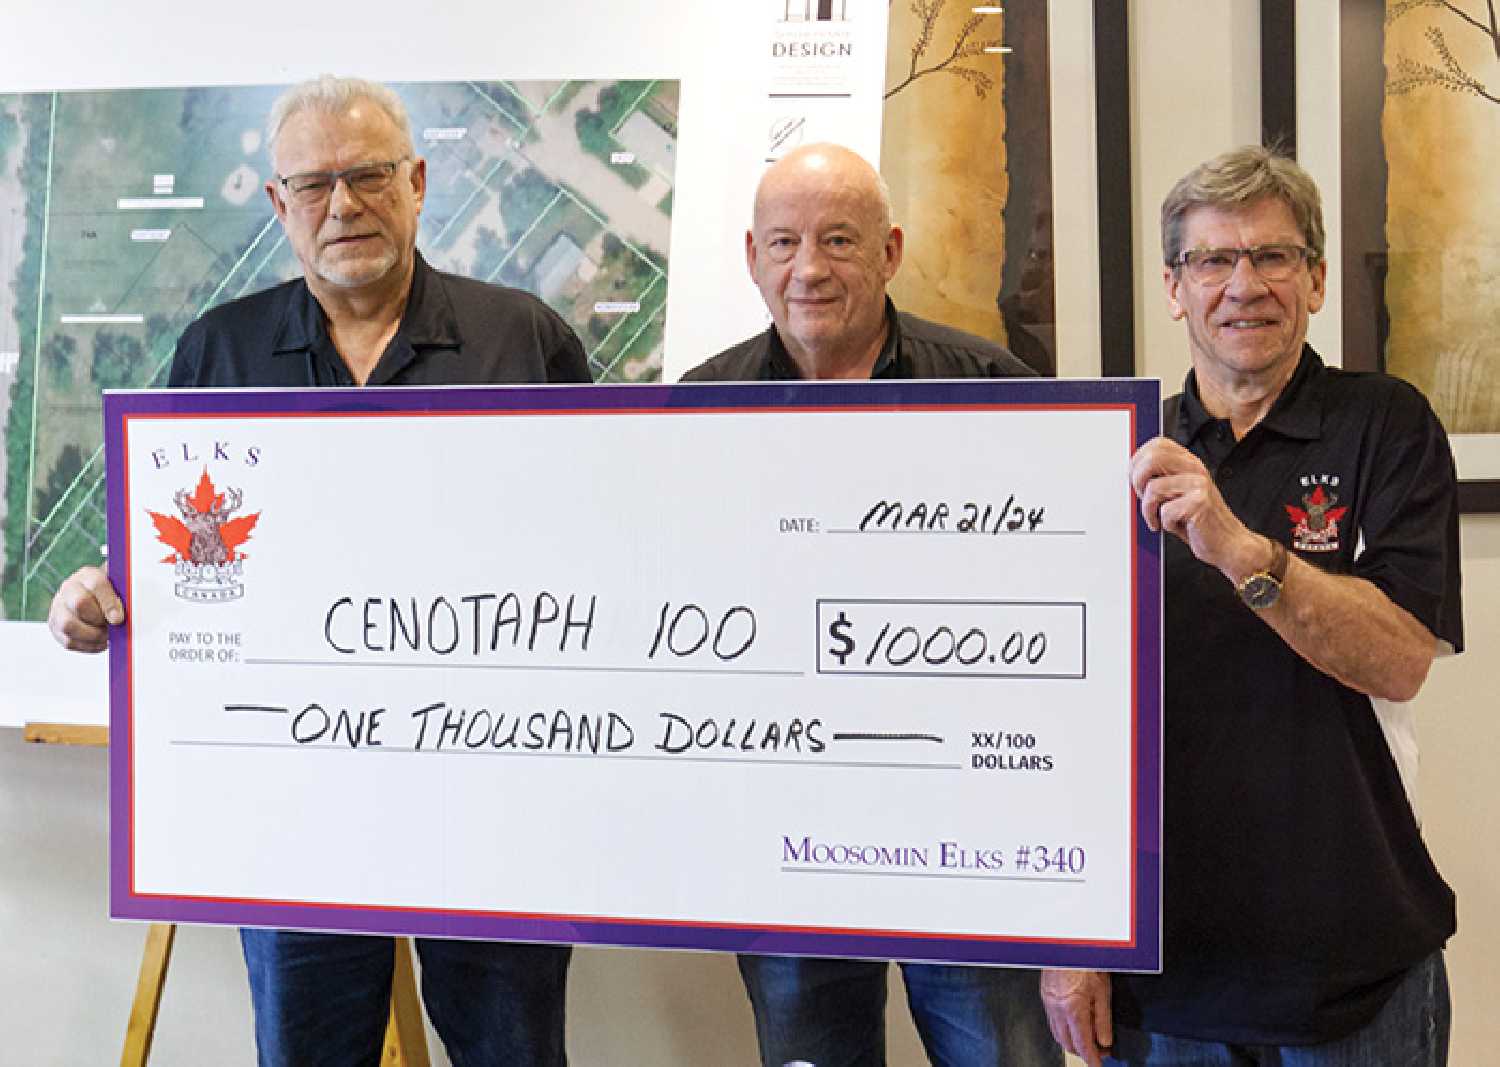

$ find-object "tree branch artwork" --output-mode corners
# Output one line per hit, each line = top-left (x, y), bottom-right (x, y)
(1387, 0), (1500, 105)
(885, 0), (1002, 100)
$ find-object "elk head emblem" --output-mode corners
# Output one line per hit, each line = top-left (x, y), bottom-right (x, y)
(1301, 489), (1338, 532)
(175, 486), (243, 565)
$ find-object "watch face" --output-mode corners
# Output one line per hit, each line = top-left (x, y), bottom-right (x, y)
(1241, 573), (1281, 610)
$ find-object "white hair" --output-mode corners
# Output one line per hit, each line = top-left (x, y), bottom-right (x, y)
(266, 75), (414, 167)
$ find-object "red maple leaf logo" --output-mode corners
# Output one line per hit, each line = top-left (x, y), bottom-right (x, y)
(190, 469), (216, 513)
(147, 469), (260, 563)
(148, 511), (193, 563)
(219, 514), (260, 557)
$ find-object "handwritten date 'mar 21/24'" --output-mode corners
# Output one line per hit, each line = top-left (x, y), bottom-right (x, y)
(858, 494), (1045, 534)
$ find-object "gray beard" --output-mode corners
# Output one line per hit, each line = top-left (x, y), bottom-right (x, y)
(315, 247), (398, 288)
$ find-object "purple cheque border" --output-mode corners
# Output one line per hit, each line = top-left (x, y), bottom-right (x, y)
(103, 378), (1163, 971)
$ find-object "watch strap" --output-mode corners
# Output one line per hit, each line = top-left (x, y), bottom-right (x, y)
(1236, 538), (1289, 609)
(1266, 538), (1289, 583)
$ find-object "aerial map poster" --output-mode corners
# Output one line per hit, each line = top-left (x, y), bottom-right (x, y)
(0, 80), (679, 625)
(0, 0), (899, 670)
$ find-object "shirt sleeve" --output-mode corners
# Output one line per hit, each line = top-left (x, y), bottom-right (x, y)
(544, 317), (593, 385)
(166, 321), (204, 388)
(1350, 381), (1464, 653)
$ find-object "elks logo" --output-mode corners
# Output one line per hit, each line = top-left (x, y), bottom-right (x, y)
(147, 470), (261, 603)
(1284, 484), (1347, 553)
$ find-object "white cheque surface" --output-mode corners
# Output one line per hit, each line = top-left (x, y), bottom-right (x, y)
(116, 388), (1152, 958)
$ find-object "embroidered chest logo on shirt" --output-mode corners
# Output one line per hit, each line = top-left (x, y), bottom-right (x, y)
(1284, 481), (1347, 553)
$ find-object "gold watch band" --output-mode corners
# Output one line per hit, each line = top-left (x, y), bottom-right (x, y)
(1235, 538), (1289, 610)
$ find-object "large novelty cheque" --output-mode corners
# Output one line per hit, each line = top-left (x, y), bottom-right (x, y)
(105, 378), (1161, 971)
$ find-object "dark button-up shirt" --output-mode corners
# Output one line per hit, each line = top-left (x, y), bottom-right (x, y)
(169, 252), (590, 388)
(680, 299), (1035, 382)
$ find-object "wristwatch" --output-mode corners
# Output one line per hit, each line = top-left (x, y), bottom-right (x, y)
(1236, 539), (1289, 610)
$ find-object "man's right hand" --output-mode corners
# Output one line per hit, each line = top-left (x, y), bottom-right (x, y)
(48, 565), (125, 653)
(1041, 967), (1113, 1066)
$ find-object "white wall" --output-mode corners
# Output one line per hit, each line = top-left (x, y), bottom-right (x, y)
(2, 2), (1494, 1063)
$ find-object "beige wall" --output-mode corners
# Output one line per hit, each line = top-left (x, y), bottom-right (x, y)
(1413, 515), (1499, 1061)
(1132, 0), (1264, 388)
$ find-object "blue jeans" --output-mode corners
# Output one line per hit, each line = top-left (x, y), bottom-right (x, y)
(240, 929), (571, 1066)
(738, 954), (1061, 1067)
(1106, 951), (1449, 1066)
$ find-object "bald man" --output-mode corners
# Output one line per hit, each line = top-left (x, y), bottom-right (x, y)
(682, 144), (1058, 1067)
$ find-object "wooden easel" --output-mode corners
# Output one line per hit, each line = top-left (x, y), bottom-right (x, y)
(24, 722), (431, 1066)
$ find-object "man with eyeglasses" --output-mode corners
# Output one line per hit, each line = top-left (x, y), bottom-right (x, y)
(683, 143), (1058, 1067)
(1042, 146), (1462, 1066)
(47, 75), (587, 1065)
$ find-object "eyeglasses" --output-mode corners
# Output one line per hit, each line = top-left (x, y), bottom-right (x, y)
(276, 158), (409, 207)
(1174, 244), (1313, 285)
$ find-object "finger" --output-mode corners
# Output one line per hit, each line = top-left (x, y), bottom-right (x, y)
(1152, 437), (1208, 477)
(1067, 1014), (1103, 1067)
(1040, 992), (1072, 1053)
(47, 569), (120, 653)
(1093, 979), (1115, 1056)
(1157, 493), (1197, 540)
(1137, 485), (1164, 533)
(1143, 472), (1210, 499)
(74, 566), (126, 626)
(1043, 998), (1083, 1058)
(1152, 477), (1216, 537)
(1052, 1011), (1080, 1058)
(1040, 994), (1066, 1046)
(1133, 467), (1207, 530)
(54, 576), (104, 628)
(1138, 477), (1194, 534)
(1129, 437), (1195, 487)
(1128, 444), (1171, 497)
(48, 603), (108, 653)
(1044, 1009), (1071, 1054)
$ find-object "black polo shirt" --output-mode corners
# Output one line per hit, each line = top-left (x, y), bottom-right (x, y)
(1113, 346), (1463, 1045)
(168, 252), (590, 388)
(680, 298), (1035, 382)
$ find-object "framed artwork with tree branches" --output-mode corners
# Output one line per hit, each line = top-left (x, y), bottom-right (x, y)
(1338, 0), (1500, 511)
(879, 1), (1133, 379)
(886, 1), (1002, 100)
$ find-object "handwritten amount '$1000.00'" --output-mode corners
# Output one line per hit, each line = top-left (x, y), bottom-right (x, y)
(824, 611), (1048, 671)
